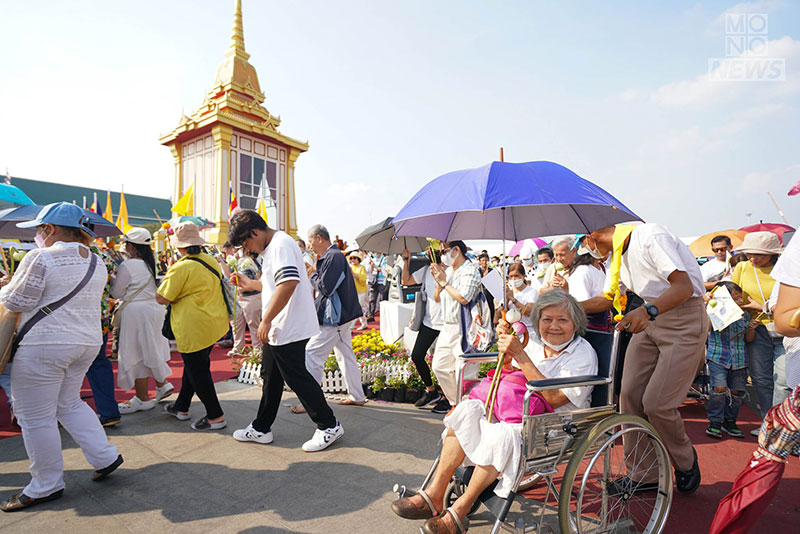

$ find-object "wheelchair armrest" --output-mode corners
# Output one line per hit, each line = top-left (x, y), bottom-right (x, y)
(526, 375), (608, 392)
(457, 352), (499, 364)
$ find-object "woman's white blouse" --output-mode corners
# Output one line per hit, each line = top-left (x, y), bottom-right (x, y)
(0, 242), (108, 347)
(111, 258), (156, 301)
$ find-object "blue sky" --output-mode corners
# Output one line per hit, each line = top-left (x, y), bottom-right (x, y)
(1, 0), (798, 245)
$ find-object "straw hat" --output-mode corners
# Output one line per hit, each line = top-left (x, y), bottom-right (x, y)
(170, 222), (205, 248)
(735, 231), (783, 255)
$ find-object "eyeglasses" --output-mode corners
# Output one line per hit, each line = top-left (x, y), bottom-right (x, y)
(711, 248), (728, 253)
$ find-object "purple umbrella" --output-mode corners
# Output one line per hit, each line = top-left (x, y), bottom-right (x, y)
(392, 161), (640, 241)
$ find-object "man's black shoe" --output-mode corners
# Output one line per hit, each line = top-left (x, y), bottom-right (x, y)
(415, 389), (442, 409)
(607, 476), (660, 497)
(430, 398), (452, 415)
(675, 447), (701, 494)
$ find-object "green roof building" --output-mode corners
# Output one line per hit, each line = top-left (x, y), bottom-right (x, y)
(9, 177), (172, 226)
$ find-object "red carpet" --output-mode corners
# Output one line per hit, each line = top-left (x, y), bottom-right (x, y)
(0, 343), (238, 440)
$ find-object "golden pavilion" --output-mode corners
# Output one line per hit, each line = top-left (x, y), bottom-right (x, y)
(160, 0), (308, 243)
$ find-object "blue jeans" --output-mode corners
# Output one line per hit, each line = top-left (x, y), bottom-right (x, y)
(706, 360), (747, 423)
(746, 325), (786, 419)
(0, 362), (11, 408)
(85, 334), (120, 420)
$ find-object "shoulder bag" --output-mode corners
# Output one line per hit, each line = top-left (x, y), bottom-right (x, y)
(1, 252), (98, 373)
(110, 275), (153, 329)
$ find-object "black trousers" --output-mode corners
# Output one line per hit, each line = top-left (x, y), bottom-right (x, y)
(252, 339), (337, 433)
(367, 282), (384, 317)
(174, 345), (224, 419)
(409, 324), (439, 388)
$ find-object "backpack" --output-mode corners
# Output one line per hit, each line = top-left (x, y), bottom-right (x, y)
(459, 290), (495, 353)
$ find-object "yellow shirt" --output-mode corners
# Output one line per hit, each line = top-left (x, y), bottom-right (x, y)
(158, 252), (230, 353)
(350, 263), (367, 294)
(731, 260), (776, 325)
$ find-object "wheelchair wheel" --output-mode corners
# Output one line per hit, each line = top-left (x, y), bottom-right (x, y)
(444, 478), (482, 517)
(558, 414), (673, 534)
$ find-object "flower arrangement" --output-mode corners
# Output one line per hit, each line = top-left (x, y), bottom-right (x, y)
(230, 346), (262, 372)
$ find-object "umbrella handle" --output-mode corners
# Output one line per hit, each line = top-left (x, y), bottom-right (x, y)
(789, 308), (800, 329)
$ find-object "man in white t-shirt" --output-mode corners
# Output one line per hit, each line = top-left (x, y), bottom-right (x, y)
(227, 210), (342, 453)
(581, 223), (706, 495)
(700, 235), (733, 290)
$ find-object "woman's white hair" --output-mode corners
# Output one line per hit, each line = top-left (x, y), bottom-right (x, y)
(530, 289), (587, 338)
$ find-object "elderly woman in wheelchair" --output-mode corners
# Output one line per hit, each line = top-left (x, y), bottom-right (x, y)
(392, 290), (598, 534)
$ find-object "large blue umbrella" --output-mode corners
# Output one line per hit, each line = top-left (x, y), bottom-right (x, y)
(0, 204), (122, 239)
(392, 161), (641, 241)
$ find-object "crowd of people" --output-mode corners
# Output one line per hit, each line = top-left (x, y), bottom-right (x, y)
(0, 201), (797, 534)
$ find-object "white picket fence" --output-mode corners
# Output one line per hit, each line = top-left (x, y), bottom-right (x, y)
(237, 359), (413, 393)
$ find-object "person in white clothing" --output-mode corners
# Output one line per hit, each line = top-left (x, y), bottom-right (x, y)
(771, 235), (800, 393)
(391, 290), (597, 532)
(0, 203), (122, 513)
(495, 262), (537, 331)
(111, 228), (174, 415)
(565, 240), (611, 331)
(700, 235), (733, 290)
(227, 210), (342, 452)
(539, 236), (576, 293)
(217, 242), (263, 356)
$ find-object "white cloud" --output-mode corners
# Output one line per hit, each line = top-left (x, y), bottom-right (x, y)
(650, 36), (800, 110)
(710, 0), (786, 34)
(618, 88), (640, 102)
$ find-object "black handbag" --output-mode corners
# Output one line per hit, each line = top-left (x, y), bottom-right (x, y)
(161, 304), (174, 340)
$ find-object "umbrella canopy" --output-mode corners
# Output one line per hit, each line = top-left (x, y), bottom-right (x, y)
(167, 215), (216, 229)
(392, 161), (641, 241)
(739, 223), (794, 243)
(355, 217), (429, 255)
(0, 204), (122, 239)
(508, 238), (548, 258)
(689, 230), (749, 257)
(0, 183), (35, 211)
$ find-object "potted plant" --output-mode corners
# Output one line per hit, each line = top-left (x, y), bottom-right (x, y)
(372, 375), (388, 400)
(387, 375), (407, 403)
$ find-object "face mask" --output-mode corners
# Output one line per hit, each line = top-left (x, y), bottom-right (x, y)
(538, 261), (551, 270)
(508, 278), (524, 289)
(541, 335), (574, 352)
(522, 259), (533, 266)
(34, 233), (47, 249)
(585, 245), (604, 260)
(441, 250), (456, 266)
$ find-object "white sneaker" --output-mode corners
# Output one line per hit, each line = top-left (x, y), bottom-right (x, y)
(118, 396), (156, 415)
(228, 348), (245, 357)
(302, 422), (344, 452)
(750, 428), (761, 437)
(232, 424), (274, 444)
(155, 383), (175, 402)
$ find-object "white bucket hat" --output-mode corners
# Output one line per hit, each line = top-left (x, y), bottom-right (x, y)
(735, 231), (783, 255)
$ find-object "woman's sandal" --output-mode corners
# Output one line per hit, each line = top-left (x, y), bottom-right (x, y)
(391, 489), (441, 520)
(422, 508), (470, 534)
(0, 489), (64, 512)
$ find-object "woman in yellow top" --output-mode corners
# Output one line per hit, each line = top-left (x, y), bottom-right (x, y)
(731, 231), (785, 425)
(349, 253), (368, 330)
(156, 222), (229, 431)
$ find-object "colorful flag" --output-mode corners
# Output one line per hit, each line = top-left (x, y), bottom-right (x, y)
(172, 184), (194, 216)
(229, 187), (239, 218)
(103, 191), (114, 222)
(116, 191), (133, 233)
(255, 175), (269, 224)
(789, 180), (800, 196)
(3, 169), (10, 185)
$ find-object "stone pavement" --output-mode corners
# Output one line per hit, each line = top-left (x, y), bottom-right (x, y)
(0, 380), (528, 534)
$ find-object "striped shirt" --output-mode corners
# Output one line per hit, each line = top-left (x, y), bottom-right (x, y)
(706, 312), (750, 370)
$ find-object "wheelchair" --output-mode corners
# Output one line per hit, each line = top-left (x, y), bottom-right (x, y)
(393, 330), (673, 533)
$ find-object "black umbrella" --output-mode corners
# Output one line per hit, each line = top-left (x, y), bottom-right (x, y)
(355, 217), (429, 255)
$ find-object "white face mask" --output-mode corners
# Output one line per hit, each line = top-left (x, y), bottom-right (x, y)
(541, 335), (574, 352)
(508, 278), (524, 289)
(585, 245), (604, 260)
(441, 249), (456, 266)
(34, 233), (47, 249)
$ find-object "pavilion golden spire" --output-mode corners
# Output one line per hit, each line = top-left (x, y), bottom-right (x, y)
(226, 0), (249, 61)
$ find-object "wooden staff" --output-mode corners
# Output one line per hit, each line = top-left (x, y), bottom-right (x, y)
(0, 248), (10, 277)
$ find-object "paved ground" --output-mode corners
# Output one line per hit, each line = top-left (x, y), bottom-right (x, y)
(0, 380), (525, 534)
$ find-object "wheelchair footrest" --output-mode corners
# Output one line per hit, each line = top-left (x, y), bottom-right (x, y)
(455, 466), (517, 522)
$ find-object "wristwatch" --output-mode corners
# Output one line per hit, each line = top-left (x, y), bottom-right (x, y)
(644, 304), (659, 321)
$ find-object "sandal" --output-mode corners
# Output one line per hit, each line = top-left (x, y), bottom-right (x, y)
(93, 455), (124, 482)
(423, 508), (470, 534)
(0, 489), (64, 512)
(391, 489), (441, 520)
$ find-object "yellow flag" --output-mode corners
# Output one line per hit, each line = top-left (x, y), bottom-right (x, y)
(256, 196), (269, 225)
(172, 184), (194, 216)
(103, 191), (113, 223)
(116, 192), (133, 233)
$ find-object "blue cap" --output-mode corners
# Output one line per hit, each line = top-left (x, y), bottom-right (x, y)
(17, 202), (97, 238)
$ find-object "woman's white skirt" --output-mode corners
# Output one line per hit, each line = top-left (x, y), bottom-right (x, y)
(442, 399), (523, 498)
(117, 301), (172, 391)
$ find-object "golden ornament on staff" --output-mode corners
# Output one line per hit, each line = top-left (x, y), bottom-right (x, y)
(484, 308), (530, 422)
